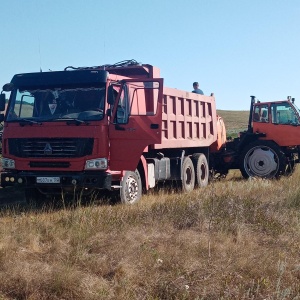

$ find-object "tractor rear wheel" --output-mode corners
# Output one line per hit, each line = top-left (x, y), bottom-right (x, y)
(240, 140), (286, 179)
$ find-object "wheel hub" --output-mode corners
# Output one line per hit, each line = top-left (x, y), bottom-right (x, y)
(185, 167), (192, 184)
(245, 147), (278, 177)
(126, 176), (138, 201)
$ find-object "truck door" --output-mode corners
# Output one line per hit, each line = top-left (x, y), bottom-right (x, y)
(108, 79), (163, 171)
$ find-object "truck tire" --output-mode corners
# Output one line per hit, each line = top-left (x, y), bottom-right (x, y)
(240, 140), (286, 179)
(181, 157), (195, 192)
(120, 169), (142, 204)
(192, 153), (209, 187)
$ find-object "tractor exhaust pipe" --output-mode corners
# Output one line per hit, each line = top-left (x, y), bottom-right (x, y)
(248, 95), (256, 132)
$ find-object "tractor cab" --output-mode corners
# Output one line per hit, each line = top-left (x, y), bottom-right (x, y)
(252, 97), (300, 146)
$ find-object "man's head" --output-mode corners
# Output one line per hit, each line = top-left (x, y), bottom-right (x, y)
(193, 82), (199, 89)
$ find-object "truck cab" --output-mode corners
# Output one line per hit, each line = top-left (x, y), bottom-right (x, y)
(0, 62), (165, 204)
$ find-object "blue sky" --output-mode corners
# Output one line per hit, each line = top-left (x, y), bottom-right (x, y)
(1, 0), (299, 110)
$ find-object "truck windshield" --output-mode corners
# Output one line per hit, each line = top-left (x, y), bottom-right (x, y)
(6, 86), (106, 122)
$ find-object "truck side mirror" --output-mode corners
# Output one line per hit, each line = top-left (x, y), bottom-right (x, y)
(0, 94), (6, 111)
(107, 86), (115, 105)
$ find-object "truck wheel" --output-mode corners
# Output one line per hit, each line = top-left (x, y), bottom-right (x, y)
(120, 169), (142, 204)
(181, 157), (195, 192)
(192, 153), (209, 187)
(240, 141), (286, 179)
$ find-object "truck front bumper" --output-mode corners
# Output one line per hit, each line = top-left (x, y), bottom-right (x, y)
(1, 171), (112, 190)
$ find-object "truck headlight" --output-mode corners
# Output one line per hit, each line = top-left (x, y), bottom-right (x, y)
(2, 158), (15, 169)
(85, 158), (108, 170)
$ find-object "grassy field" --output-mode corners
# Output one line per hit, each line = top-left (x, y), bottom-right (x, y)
(0, 171), (299, 299)
(0, 110), (300, 299)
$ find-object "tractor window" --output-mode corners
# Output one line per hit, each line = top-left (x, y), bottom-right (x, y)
(271, 103), (300, 125)
(253, 105), (269, 123)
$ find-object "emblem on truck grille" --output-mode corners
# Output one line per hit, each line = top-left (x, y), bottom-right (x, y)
(44, 143), (53, 155)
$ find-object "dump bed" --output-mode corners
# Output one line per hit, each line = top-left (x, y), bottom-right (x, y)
(153, 87), (218, 149)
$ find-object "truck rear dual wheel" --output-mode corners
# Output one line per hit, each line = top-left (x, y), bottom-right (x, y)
(192, 153), (209, 188)
(240, 140), (286, 179)
(120, 169), (142, 204)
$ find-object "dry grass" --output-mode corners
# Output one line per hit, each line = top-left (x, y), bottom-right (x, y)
(0, 168), (299, 299)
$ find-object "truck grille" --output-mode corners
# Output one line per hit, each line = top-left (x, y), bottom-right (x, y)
(29, 161), (71, 168)
(8, 138), (94, 158)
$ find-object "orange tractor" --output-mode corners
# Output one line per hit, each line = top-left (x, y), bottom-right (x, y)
(212, 96), (300, 178)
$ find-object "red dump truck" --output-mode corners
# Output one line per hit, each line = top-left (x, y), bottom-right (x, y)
(0, 60), (299, 204)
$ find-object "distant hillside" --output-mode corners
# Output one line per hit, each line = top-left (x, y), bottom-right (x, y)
(217, 109), (249, 137)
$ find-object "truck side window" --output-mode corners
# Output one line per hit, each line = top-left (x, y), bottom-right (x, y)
(128, 81), (160, 116)
(115, 86), (129, 124)
(113, 80), (160, 124)
(8, 90), (34, 119)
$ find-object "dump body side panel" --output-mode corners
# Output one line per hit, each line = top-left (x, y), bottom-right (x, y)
(153, 88), (217, 149)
